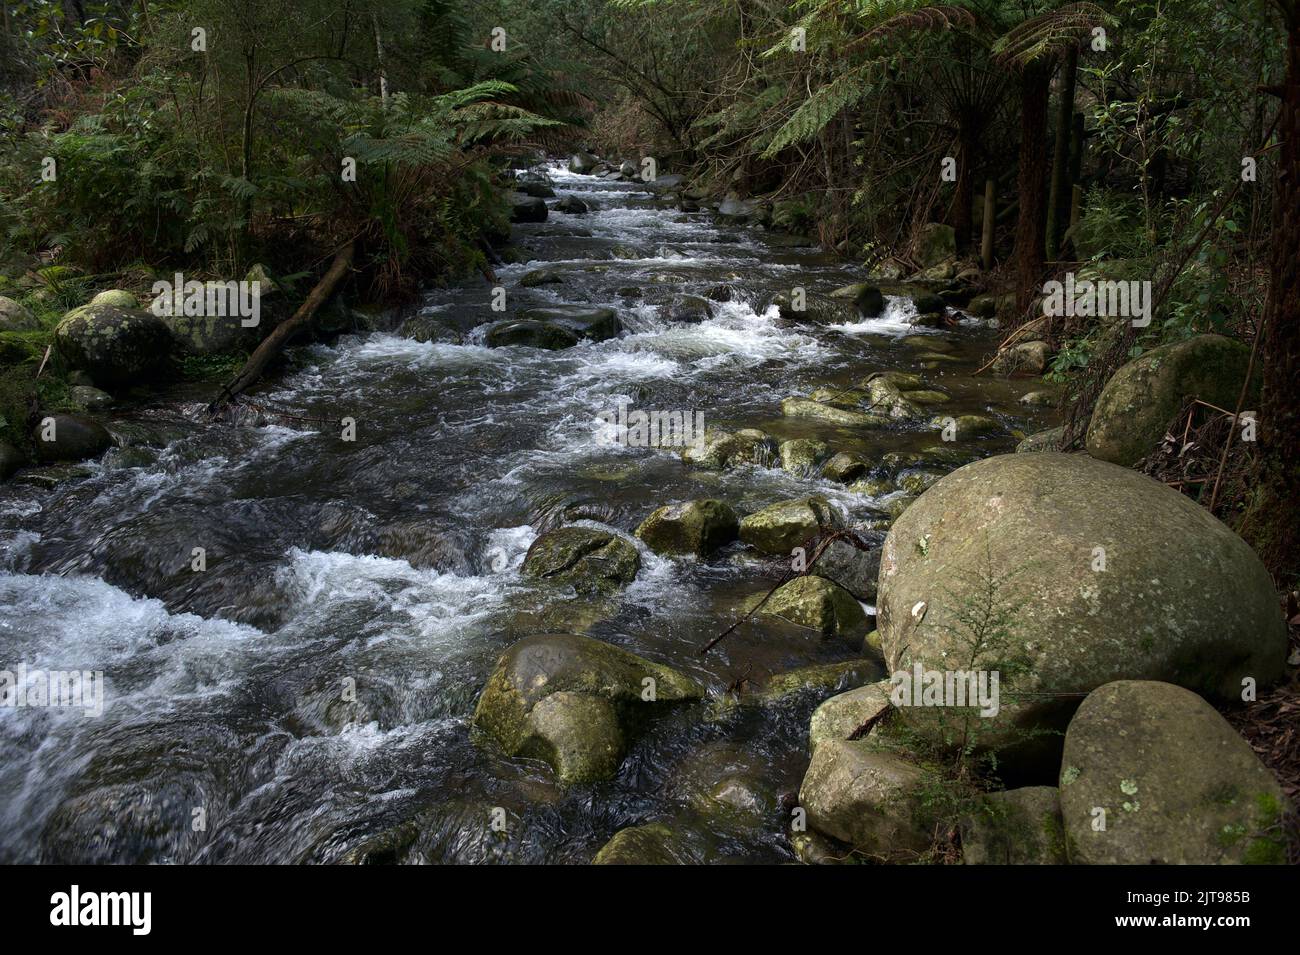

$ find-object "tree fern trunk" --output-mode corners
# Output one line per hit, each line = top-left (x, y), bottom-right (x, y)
(1046, 46), (1077, 260)
(1240, 17), (1300, 584)
(1013, 63), (1051, 318)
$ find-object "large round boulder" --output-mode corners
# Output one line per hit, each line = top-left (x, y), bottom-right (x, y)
(1059, 681), (1288, 864)
(877, 452), (1286, 771)
(54, 304), (173, 388)
(472, 633), (703, 784)
(1087, 334), (1256, 466)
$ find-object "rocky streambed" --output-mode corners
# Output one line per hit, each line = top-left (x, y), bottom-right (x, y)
(0, 161), (1288, 864)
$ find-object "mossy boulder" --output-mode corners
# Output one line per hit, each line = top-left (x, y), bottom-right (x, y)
(822, 451), (869, 483)
(53, 304), (173, 387)
(520, 268), (564, 288)
(751, 659), (883, 706)
(779, 437), (830, 475)
(486, 319), (579, 350)
(33, 413), (113, 463)
(1086, 334), (1256, 466)
(929, 413), (1004, 439)
(473, 633), (703, 784)
(991, 340), (1053, 376)
(757, 575), (869, 643)
(508, 193), (549, 223)
(877, 453), (1287, 772)
(521, 526), (641, 593)
(739, 496), (839, 556)
(782, 397), (887, 428)
(521, 305), (622, 342)
(915, 223), (956, 268)
(799, 739), (938, 861)
(961, 786), (1068, 864)
(635, 499), (738, 557)
(69, 385), (113, 410)
(88, 289), (138, 309)
(681, 427), (777, 470)
(592, 823), (694, 864)
(0, 295), (40, 331)
(808, 680), (892, 754)
(1059, 681), (1289, 864)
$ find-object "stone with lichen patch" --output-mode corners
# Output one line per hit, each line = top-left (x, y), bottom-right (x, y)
(54, 303), (173, 387)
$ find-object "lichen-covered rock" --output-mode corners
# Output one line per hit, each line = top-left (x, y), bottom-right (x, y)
(635, 499), (738, 557)
(1059, 681), (1289, 865)
(877, 453), (1287, 772)
(799, 739), (937, 861)
(0, 295), (40, 331)
(69, 385), (113, 410)
(1087, 335), (1256, 466)
(88, 289), (139, 309)
(668, 742), (778, 820)
(808, 680), (892, 754)
(992, 340), (1053, 376)
(779, 437), (830, 475)
(961, 787), (1068, 864)
(757, 575), (868, 643)
(33, 413), (113, 463)
(520, 268), (563, 288)
(862, 373), (924, 419)
(1016, 426), (1065, 453)
(522, 526), (641, 592)
(682, 427), (777, 470)
(53, 304), (173, 387)
(739, 496), (839, 556)
(473, 633), (703, 785)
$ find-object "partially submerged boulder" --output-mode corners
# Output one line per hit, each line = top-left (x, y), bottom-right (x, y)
(522, 526), (640, 593)
(473, 633), (703, 785)
(779, 437), (830, 475)
(755, 575), (868, 643)
(808, 680), (892, 754)
(991, 340), (1053, 376)
(681, 427), (777, 470)
(635, 499), (738, 557)
(739, 496), (840, 556)
(877, 453), (1287, 772)
(782, 397), (887, 428)
(1086, 334), (1255, 466)
(508, 193), (549, 223)
(1059, 681), (1289, 864)
(33, 413), (113, 463)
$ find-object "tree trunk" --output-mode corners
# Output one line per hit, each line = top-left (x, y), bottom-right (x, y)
(1013, 63), (1052, 319)
(1240, 18), (1300, 584)
(209, 243), (356, 413)
(981, 179), (995, 270)
(1046, 46), (1078, 260)
(953, 117), (977, 253)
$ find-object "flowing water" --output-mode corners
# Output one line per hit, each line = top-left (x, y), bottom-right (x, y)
(0, 164), (1058, 863)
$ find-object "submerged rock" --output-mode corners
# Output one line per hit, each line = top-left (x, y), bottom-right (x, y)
(522, 305), (621, 342)
(669, 742), (779, 820)
(592, 823), (695, 864)
(1087, 334), (1255, 466)
(877, 453), (1287, 772)
(568, 151), (600, 174)
(961, 787), (1068, 865)
(521, 526), (641, 592)
(1059, 681), (1289, 864)
(809, 536), (880, 601)
(555, 195), (589, 215)
(473, 633), (703, 784)
(750, 659), (883, 706)
(485, 320), (579, 350)
(781, 397), (887, 428)
(635, 499), (738, 557)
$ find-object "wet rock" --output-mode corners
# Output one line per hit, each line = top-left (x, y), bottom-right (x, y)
(522, 305), (621, 342)
(669, 742), (778, 820)
(799, 739), (936, 861)
(781, 397), (887, 428)
(650, 173), (686, 192)
(929, 413), (1004, 438)
(515, 179), (555, 199)
(555, 196), (589, 215)
(635, 499), (738, 557)
(473, 632), (703, 784)
(485, 319), (579, 350)
(896, 469), (942, 495)
(810, 536), (880, 601)
(751, 659), (883, 706)
(961, 787), (1068, 864)
(664, 294), (713, 323)
(568, 151), (600, 174)
(1059, 681), (1289, 864)
(901, 334), (954, 352)
(877, 453), (1288, 773)
(69, 385), (114, 410)
(1019, 389), (1056, 408)
(33, 413), (113, 462)
(1087, 334), (1256, 467)
(739, 496), (840, 556)
(779, 437), (830, 475)
(822, 452), (869, 483)
(508, 193), (549, 223)
(862, 373), (924, 419)
(592, 823), (694, 864)
(398, 313), (462, 344)
(966, 294), (998, 319)
(791, 829), (858, 865)
(522, 526), (640, 593)
(910, 311), (947, 329)
(809, 680), (892, 754)
(756, 575), (868, 643)
(718, 197), (758, 220)
(910, 290), (947, 314)
(53, 303), (173, 387)
(681, 427), (777, 470)
(0, 294), (39, 331)
(520, 268), (564, 287)
(904, 389), (950, 406)
(1016, 426), (1064, 453)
